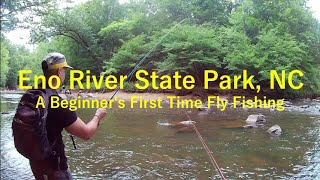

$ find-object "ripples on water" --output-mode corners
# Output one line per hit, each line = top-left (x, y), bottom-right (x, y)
(1, 93), (34, 180)
(1, 93), (319, 179)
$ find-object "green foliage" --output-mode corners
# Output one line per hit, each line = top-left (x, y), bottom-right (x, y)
(155, 24), (223, 74)
(123, 81), (138, 92)
(105, 24), (224, 77)
(192, 0), (230, 24)
(2, 0), (320, 97)
(6, 44), (29, 89)
(0, 40), (10, 87)
(221, 26), (255, 72)
(30, 0), (126, 74)
(0, 0), (59, 31)
(99, 20), (133, 39)
(223, 0), (320, 94)
(104, 34), (147, 75)
(122, 81), (163, 93)
(223, 28), (307, 84)
(0, 38), (30, 88)
(98, 14), (150, 55)
(155, 0), (193, 22)
(254, 29), (307, 82)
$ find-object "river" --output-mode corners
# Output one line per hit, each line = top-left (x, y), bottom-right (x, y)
(1, 92), (319, 179)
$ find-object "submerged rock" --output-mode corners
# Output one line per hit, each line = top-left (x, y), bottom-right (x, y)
(161, 99), (170, 104)
(312, 97), (320, 102)
(158, 121), (195, 127)
(157, 121), (195, 133)
(300, 105), (310, 109)
(228, 102), (242, 108)
(198, 104), (209, 111)
(283, 100), (293, 107)
(267, 124), (283, 135)
(243, 124), (258, 129)
(176, 126), (194, 133)
(87, 93), (95, 98)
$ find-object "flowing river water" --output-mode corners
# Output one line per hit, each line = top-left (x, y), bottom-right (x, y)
(1, 92), (319, 179)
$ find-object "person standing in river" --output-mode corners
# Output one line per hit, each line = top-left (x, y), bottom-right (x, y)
(14, 52), (107, 180)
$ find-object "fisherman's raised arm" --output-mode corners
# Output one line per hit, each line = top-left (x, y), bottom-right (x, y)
(65, 108), (106, 140)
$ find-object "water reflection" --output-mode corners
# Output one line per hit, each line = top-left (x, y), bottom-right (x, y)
(1, 93), (319, 179)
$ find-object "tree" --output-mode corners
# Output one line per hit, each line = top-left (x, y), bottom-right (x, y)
(227, 0), (320, 93)
(0, 0), (57, 31)
(0, 39), (10, 87)
(105, 24), (224, 80)
(155, 24), (223, 75)
(25, 0), (319, 96)
(30, 0), (125, 74)
(192, 0), (231, 25)
(223, 28), (307, 84)
(5, 44), (29, 89)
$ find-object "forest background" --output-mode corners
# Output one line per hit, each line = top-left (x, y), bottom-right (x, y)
(1, 0), (319, 98)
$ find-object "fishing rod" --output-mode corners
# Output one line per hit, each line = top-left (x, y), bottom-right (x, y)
(103, 18), (186, 127)
(105, 18), (226, 179)
(109, 18), (186, 100)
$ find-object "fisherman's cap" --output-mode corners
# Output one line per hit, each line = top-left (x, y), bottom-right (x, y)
(42, 52), (73, 70)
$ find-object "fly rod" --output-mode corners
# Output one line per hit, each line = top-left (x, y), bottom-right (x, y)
(104, 18), (226, 179)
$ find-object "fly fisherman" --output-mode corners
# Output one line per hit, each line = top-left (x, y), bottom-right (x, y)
(12, 52), (107, 180)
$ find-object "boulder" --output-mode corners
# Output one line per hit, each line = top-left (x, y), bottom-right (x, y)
(245, 114), (266, 124)
(267, 124), (283, 135)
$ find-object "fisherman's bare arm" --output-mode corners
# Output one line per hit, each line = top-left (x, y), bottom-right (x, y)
(65, 108), (107, 140)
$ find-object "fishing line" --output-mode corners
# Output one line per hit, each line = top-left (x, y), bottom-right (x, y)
(103, 19), (187, 122)
(160, 100), (226, 179)
(102, 18), (226, 179)
(186, 112), (226, 180)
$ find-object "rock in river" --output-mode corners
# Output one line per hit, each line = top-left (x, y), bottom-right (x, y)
(267, 124), (283, 136)
(245, 114), (266, 124)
